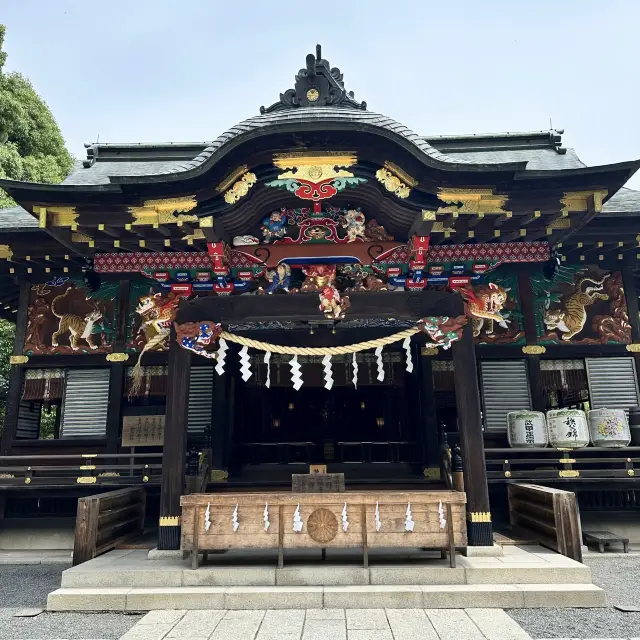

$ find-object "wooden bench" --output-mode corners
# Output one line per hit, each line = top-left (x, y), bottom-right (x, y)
(181, 490), (466, 569)
(583, 530), (629, 553)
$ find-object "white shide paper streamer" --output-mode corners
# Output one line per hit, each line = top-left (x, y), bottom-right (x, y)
(402, 336), (414, 373)
(322, 354), (334, 390)
(375, 346), (384, 382)
(215, 338), (228, 376)
(404, 502), (415, 532)
(204, 503), (212, 531)
(292, 504), (303, 532)
(239, 345), (252, 381)
(232, 503), (239, 532)
(264, 351), (271, 388)
(290, 355), (303, 391)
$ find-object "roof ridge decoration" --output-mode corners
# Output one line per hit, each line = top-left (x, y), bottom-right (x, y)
(260, 45), (366, 114)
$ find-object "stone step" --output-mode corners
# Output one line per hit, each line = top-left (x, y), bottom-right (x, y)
(47, 583), (606, 611)
(60, 562), (593, 588)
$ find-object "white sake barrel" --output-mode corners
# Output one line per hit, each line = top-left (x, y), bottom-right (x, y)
(547, 409), (590, 449)
(588, 408), (631, 448)
(507, 411), (548, 448)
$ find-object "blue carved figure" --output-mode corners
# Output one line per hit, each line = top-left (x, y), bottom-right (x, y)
(261, 210), (287, 243)
(265, 263), (291, 294)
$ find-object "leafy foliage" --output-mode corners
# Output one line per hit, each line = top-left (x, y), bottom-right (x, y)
(0, 318), (15, 436)
(0, 25), (73, 207)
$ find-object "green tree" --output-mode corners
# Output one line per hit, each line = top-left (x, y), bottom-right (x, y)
(0, 318), (15, 436)
(0, 25), (73, 208)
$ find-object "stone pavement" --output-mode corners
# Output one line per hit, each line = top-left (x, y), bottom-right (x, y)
(118, 608), (535, 640)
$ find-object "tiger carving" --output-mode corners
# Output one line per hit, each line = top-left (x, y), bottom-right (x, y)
(459, 283), (510, 338)
(544, 275), (610, 341)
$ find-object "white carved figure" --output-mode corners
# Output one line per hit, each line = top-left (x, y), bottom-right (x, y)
(292, 504), (303, 532)
(263, 502), (270, 532)
(232, 235), (260, 246)
(342, 502), (349, 532)
(375, 501), (382, 532)
(438, 501), (447, 530)
(404, 502), (415, 532)
(232, 503), (239, 532)
(204, 503), (212, 531)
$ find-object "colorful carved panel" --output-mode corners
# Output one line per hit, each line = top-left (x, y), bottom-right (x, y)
(252, 207), (393, 245)
(533, 266), (630, 345)
(24, 278), (117, 355)
(460, 269), (524, 345)
(126, 282), (180, 354)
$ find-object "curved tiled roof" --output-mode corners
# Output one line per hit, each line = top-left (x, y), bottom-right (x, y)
(141, 107), (473, 178)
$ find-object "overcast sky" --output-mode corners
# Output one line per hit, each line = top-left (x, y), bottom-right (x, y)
(2, 0), (639, 188)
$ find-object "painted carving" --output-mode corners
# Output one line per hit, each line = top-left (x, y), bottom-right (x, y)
(537, 267), (630, 344)
(544, 275), (610, 340)
(263, 263), (292, 294)
(460, 283), (510, 337)
(418, 315), (467, 349)
(260, 210), (287, 243)
(128, 290), (181, 396)
(51, 288), (103, 351)
(300, 264), (336, 292)
(343, 209), (366, 242)
(339, 265), (388, 292)
(265, 154), (366, 203)
(257, 207), (393, 245)
(319, 286), (350, 320)
(232, 235), (260, 246)
(24, 279), (116, 356)
(175, 320), (222, 359)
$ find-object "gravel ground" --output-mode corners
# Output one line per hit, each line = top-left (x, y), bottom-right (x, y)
(0, 564), (141, 640)
(508, 554), (640, 639)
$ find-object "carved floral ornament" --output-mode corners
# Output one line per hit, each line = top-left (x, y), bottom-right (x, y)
(375, 163), (415, 199)
(265, 153), (366, 203)
(224, 172), (257, 204)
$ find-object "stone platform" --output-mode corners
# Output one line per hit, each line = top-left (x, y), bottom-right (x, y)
(47, 544), (606, 611)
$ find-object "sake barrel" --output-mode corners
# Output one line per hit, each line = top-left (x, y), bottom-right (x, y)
(587, 408), (631, 448)
(507, 411), (548, 448)
(547, 409), (590, 448)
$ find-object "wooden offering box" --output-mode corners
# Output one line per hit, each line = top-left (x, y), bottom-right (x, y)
(180, 491), (467, 569)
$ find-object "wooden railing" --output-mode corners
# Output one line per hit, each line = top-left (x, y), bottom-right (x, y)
(486, 447), (640, 483)
(0, 452), (163, 487)
(73, 487), (146, 566)
(507, 483), (583, 562)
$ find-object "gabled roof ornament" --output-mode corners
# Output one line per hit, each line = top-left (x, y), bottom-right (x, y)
(260, 44), (366, 114)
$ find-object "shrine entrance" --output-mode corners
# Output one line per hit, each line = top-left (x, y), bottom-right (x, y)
(228, 350), (428, 486)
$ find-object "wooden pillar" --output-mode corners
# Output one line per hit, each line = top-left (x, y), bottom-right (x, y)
(210, 368), (229, 475)
(158, 327), (191, 549)
(452, 322), (492, 546)
(105, 280), (130, 453)
(621, 263), (640, 391)
(518, 268), (545, 412)
(0, 280), (30, 455)
(414, 343), (439, 473)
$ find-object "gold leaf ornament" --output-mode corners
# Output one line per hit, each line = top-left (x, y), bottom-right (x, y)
(224, 172), (257, 204)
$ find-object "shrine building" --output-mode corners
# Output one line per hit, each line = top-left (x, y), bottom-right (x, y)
(1, 46), (639, 554)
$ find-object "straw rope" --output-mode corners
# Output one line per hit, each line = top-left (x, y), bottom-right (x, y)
(217, 326), (421, 356)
